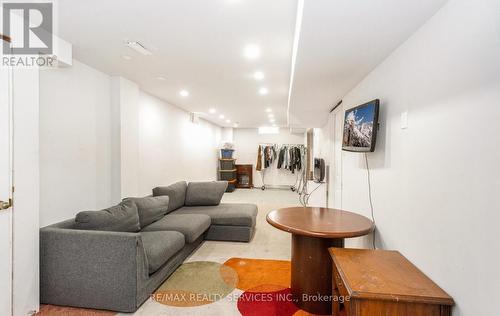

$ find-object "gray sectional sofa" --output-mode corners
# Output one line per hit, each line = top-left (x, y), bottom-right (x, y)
(40, 181), (257, 312)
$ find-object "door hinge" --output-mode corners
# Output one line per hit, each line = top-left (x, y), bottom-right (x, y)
(0, 199), (12, 210)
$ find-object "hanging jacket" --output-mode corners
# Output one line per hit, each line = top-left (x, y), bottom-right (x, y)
(277, 147), (285, 169)
(289, 147), (294, 172)
(262, 146), (265, 169)
(264, 146), (270, 168)
(295, 147), (302, 171)
(284, 146), (289, 169)
(256, 145), (262, 171)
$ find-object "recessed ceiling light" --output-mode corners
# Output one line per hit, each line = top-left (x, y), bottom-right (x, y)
(156, 76), (166, 81)
(265, 108), (272, 113)
(209, 108), (216, 114)
(268, 113), (274, 118)
(259, 87), (268, 95)
(233, 123), (239, 128)
(244, 44), (260, 59)
(226, 119), (231, 123)
(122, 55), (132, 60)
(269, 118), (276, 123)
(253, 71), (265, 80)
(179, 89), (189, 97)
(272, 123), (277, 127)
(219, 114), (225, 119)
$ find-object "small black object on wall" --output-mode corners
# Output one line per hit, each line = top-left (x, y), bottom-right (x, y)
(314, 158), (326, 183)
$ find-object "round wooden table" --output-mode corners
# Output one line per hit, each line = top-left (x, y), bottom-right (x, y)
(267, 207), (374, 315)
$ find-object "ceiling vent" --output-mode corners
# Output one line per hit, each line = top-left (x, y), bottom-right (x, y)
(126, 41), (152, 56)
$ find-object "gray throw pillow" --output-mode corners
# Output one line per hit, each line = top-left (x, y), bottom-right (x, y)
(153, 181), (188, 212)
(123, 196), (170, 227)
(74, 200), (140, 232)
(185, 181), (228, 206)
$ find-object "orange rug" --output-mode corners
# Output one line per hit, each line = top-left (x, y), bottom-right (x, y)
(224, 257), (291, 291)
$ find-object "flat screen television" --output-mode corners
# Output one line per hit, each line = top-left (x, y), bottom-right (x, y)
(342, 99), (380, 152)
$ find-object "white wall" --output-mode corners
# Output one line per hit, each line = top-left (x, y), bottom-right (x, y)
(221, 127), (234, 144)
(319, 0), (500, 315)
(40, 65), (223, 226)
(136, 92), (221, 195)
(233, 128), (305, 188)
(111, 77), (140, 198)
(39, 60), (117, 226)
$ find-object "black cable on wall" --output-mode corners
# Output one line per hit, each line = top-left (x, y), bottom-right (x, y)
(364, 153), (377, 249)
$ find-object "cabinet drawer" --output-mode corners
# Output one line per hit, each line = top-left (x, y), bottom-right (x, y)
(333, 264), (351, 315)
(333, 265), (347, 297)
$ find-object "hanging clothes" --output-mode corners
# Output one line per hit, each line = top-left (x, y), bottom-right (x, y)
(263, 145), (277, 168)
(274, 144), (306, 173)
(258, 144), (305, 173)
(257, 144), (278, 171)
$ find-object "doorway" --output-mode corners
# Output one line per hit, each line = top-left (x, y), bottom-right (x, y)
(1, 34), (40, 316)
(0, 37), (13, 316)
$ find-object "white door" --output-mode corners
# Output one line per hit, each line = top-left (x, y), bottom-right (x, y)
(331, 106), (344, 208)
(0, 39), (13, 316)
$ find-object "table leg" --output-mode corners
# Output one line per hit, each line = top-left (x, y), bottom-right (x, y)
(291, 234), (344, 315)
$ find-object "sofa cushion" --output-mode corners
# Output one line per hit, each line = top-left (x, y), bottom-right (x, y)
(185, 181), (228, 206)
(153, 181), (188, 212)
(171, 203), (257, 227)
(141, 214), (210, 243)
(74, 200), (140, 232)
(140, 231), (185, 274)
(123, 196), (170, 227)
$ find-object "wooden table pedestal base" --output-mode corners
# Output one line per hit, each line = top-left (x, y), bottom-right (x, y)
(291, 234), (344, 315)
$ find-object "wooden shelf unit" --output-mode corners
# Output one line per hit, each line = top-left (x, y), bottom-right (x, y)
(218, 158), (237, 192)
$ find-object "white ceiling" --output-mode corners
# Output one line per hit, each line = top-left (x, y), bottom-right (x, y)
(289, 0), (448, 127)
(55, 0), (297, 128)
(54, 0), (447, 129)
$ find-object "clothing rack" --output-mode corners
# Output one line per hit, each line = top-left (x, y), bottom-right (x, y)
(256, 143), (307, 191)
(258, 143), (305, 146)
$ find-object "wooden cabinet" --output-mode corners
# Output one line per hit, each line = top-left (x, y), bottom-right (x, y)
(235, 164), (253, 188)
(329, 248), (454, 316)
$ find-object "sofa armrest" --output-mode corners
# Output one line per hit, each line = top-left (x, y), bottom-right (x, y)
(40, 227), (147, 312)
